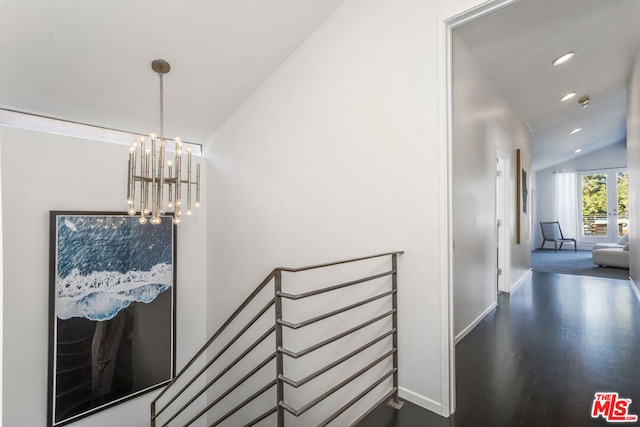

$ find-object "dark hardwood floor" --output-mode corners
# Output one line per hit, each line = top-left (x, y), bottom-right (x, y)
(357, 272), (640, 426)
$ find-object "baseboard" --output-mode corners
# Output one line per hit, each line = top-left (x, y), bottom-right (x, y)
(398, 387), (444, 416)
(510, 269), (532, 293)
(454, 301), (497, 344)
(630, 277), (640, 305)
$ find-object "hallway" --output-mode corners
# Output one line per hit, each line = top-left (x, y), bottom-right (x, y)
(358, 272), (640, 426)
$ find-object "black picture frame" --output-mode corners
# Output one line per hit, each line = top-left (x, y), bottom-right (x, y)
(48, 211), (176, 426)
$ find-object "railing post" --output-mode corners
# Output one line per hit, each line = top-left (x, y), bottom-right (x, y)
(274, 270), (285, 427)
(151, 401), (156, 427)
(390, 253), (403, 409)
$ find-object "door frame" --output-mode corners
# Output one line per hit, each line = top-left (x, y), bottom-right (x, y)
(439, 0), (525, 416)
(496, 149), (511, 292)
(578, 168), (628, 244)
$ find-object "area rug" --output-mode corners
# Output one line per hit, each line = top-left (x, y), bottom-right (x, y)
(532, 249), (630, 281)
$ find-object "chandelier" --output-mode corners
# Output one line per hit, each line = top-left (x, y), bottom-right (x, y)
(126, 59), (201, 225)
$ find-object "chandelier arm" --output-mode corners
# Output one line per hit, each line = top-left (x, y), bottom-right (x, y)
(187, 148), (192, 213)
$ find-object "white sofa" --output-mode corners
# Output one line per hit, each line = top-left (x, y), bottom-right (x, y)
(593, 233), (628, 251)
(592, 234), (630, 268)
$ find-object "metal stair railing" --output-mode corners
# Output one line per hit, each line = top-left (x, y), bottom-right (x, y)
(150, 251), (404, 427)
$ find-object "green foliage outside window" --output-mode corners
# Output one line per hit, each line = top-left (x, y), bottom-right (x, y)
(582, 174), (607, 217)
(618, 172), (629, 219)
(581, 172), (628, 219)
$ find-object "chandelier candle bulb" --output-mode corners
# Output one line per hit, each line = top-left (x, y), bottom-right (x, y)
(174, 204), (181, 224)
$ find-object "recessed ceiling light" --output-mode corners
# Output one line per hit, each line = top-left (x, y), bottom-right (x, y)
(569, 128), (582, 135)
(561, 92), (577, 102)
(574, 148), (582, 154)
(553, 51), (575, 66)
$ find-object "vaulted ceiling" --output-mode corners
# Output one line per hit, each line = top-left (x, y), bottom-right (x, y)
(0, 0), (345, 144)
(456, 0), (640, 171)
(2, 0), (639, 169)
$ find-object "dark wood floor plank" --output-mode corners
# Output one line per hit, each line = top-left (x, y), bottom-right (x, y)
(357, 272), (640, 426)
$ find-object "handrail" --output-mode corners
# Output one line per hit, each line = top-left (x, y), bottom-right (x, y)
(279, 350), (396, 416)
(277, 270), (395, 300)
(276, 251), (404, 273)
(150, 251), (404, 427)
(279, 329), (396, 388)
(277, 290), (395, 329)
(206, 380), (277, 427)
(319, 372), (397, 427)
(245, 406), (278, 427)
(278, 310), (396, 359)
(171, 351), (276, 427)
(154, 298), (275, 418)
(349, 387), (398, 427)
(159, 326), (276, 426)
(153, 271), (276, 405)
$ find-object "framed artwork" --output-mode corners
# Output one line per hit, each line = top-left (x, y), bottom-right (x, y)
(48, 212), (176, 426)
(516, 149), (531, 244)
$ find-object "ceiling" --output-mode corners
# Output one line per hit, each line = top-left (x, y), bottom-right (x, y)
(456, 0), (640, 171)
(2, 0), (639, 169)
(0, 0), (345, 144)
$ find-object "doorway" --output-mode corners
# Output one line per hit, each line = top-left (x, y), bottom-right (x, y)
(443, 0), (636, 418)
(496, 150), (510, 292)
(443, 0), (526, 417)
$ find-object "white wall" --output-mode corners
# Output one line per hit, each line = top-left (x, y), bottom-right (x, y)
(533, 142), (627, 249)
(204, 0), (512, 420)
(452, 33), (531, 341)
(0, 127), (3, 423)
(0, 127), (207, 427)
(628, 54), (640, 285)
(533, 169), (554, 249)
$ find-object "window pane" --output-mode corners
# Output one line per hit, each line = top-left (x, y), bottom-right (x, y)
(582, 174), (607, 237)
(618, 172), (629, 237)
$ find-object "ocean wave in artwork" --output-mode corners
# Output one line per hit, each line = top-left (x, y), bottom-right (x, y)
(56, 263), (173, 321)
